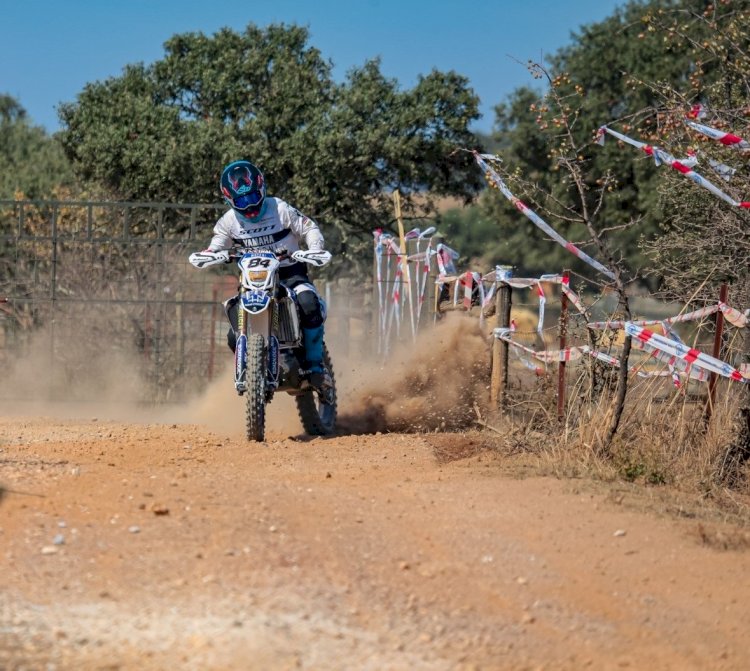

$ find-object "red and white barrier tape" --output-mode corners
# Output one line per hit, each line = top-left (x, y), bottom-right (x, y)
(588, 302), (748, 330)
(686, 104), (750, 151)
(473, 152), (616, 280)
(625, 322), (746, 383)
(597, 125), (750, 209)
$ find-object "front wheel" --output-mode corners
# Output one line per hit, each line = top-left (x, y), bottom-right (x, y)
(245, 333), (267, 441)
(296, 344), (337, 436)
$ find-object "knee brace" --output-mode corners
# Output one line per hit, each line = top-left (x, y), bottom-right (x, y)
(295, 290), (324, 328)
(224, 296), (240, 352)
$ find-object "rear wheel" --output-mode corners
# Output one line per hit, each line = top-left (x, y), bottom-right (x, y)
(296, 344), (337, 436)
(245, 333), (267, 441)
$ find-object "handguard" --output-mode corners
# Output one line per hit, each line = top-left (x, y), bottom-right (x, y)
(291, 249), (332, 267)
(188, 250), (230, 268)
(188, 249), (229, 268)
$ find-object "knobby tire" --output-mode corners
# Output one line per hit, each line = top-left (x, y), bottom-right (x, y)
(296, 344), (337, 436)
(245, 333), (267, 442)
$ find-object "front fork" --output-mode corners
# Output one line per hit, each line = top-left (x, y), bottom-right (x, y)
(234, 304), (277, 396)
(234, 304), (248, 394)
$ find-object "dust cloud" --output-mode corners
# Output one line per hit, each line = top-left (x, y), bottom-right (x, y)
(175, 312), (494, 438)
(0, 324), (301, 438)
(165, 360), (303, 438)
(336, 312), (491, 434)
(0, 326), (151, 421)
(1, 304), (492, 438)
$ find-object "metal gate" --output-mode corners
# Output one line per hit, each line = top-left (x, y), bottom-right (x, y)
(0, 199), (244, 403)
(0, 199), (372, 405)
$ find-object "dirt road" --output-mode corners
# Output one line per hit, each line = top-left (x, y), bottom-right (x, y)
(1, 400), (749, 671)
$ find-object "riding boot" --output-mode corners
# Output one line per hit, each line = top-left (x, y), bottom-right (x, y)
(302, 325), (332, 390)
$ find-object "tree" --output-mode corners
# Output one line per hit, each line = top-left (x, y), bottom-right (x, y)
(638, 2), (750, 486)
(57, 23), (482, 260)
(483, 0), (743, 280)
(0, 95), (74, 200)
(481, 0), (750, 481)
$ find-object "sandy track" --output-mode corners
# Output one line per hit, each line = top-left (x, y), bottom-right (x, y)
(1, 412), (749, 671)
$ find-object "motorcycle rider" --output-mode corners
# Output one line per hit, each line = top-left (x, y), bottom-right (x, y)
(201, 159), (332, 390)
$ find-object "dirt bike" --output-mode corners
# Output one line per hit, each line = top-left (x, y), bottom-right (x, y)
(189, 247), (337, 442)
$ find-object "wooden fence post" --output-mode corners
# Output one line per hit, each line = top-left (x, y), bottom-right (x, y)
(705, 282), (728, 425)
(490, 265), (513, 410)
(557, 274), (569, 422)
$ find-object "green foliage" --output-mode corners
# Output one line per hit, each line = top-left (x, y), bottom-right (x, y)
(435, 200), (576, 276)
(483, 0), (750, 280)
(472, 130), (504, 155)
(638, 4), (750, 304)
(434, 206), (501, 268)
(57, 23), (482, 260)
(0, 95), (74, 200)
(618, 457), (668, 485)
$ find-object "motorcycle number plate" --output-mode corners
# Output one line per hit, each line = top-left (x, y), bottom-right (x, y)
(241, 291), (270, 312)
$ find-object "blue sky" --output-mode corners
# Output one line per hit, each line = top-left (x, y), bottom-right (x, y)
(2, 0), (626, 135)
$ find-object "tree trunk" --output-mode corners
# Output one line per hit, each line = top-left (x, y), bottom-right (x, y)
(602, 294), (632, 453)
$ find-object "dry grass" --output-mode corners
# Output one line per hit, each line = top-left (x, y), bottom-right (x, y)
(449, 358), (750, 531)
(343, 308), (750, 527)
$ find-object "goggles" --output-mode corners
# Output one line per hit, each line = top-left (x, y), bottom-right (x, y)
(234, 191), (263, 210)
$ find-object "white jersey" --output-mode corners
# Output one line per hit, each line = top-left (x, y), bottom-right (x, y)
(208, 197), (324, 266)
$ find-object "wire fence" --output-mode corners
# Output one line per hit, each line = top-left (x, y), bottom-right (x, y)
(3, 198), (746, 418)
(441, 269), (748, 426)
(370, 221), (750, 429)
(0, 199), (370, 404)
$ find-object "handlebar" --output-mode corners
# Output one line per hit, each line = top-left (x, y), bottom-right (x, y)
(225, 248), (289, 261)
(229, 248), (331, 267)
(190, 248), (331, 269)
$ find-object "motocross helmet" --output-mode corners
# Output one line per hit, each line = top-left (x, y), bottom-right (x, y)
(220, 160), (266, 218)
